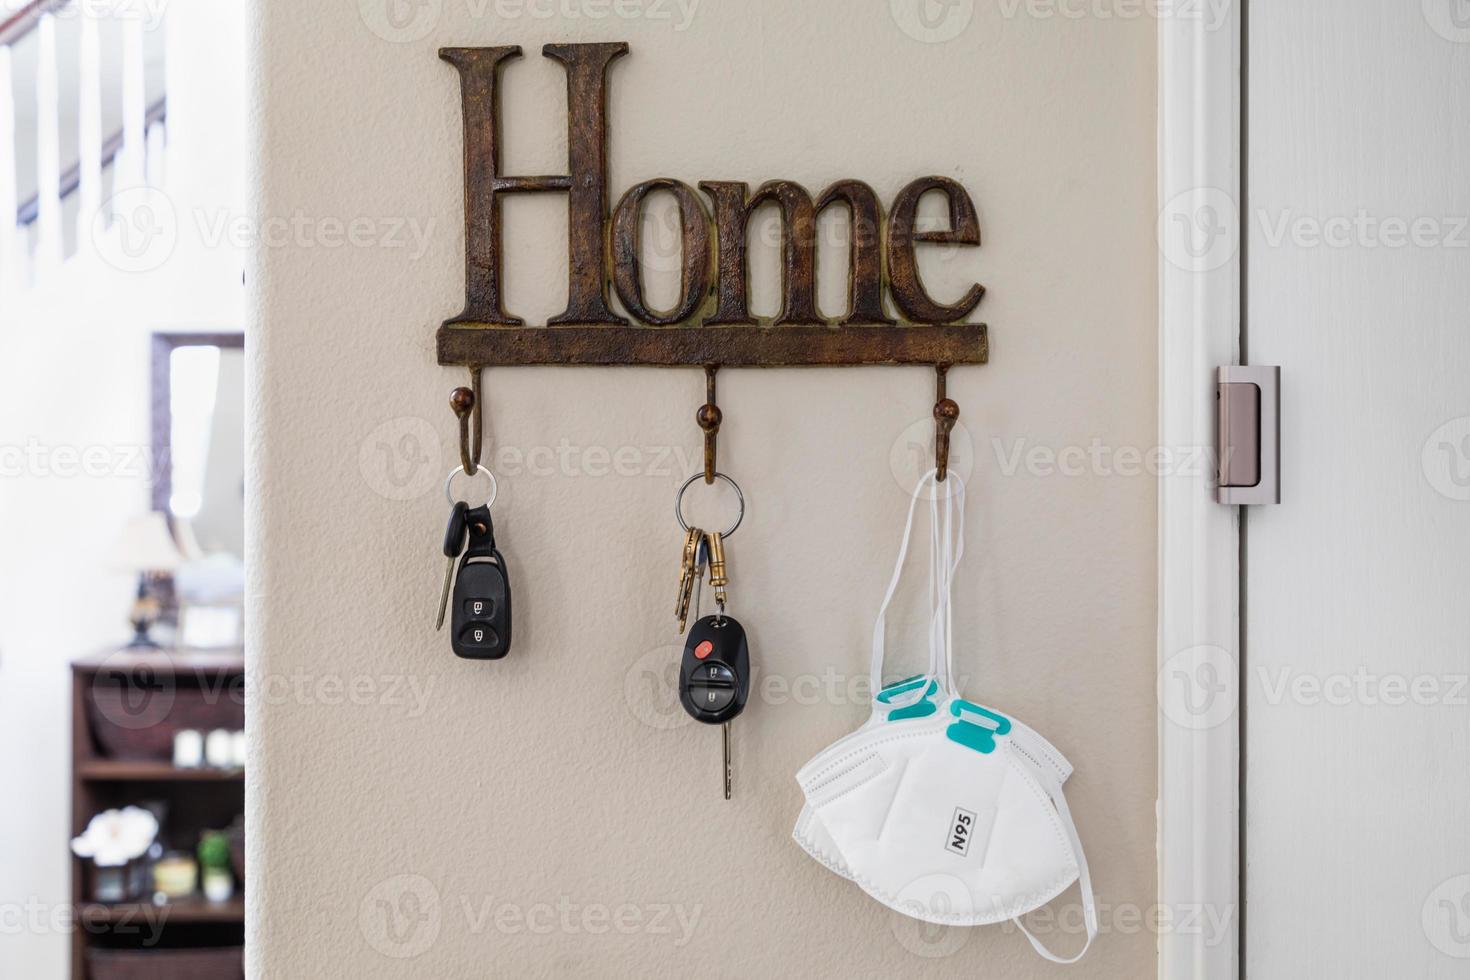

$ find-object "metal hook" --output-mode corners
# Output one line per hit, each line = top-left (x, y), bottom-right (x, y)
(697, 364), (721, 484)
(446, 367), (488, 476)
(934, 364), (959, 482)
(450, 369), (484, 476)
(470, 366), (484, 470)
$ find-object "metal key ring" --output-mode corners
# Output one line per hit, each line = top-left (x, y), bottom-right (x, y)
(444, 464), (498, 510)
(675, 471), (744, 538)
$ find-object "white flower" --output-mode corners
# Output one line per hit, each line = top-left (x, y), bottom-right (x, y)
(70, 807), (159, 867)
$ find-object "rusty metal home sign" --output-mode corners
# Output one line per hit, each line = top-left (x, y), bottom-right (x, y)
(437, 42), (988, 368)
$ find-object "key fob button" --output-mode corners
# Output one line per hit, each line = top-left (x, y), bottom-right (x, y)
(689, 683), (735, 713)
(458, 623), (499, 651)
(464, 598), (494, 618)
(694, 663), (734, 685)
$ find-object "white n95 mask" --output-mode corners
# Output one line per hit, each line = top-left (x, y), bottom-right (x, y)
(792, 470), (1097, 963)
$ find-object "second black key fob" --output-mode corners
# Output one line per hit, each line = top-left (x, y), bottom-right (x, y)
(679, 614), (749, 724)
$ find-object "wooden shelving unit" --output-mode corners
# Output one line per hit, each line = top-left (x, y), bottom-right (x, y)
(70, 649), (246, 980)
(78, 761), (245, 783)
(79, 897), (246, 924)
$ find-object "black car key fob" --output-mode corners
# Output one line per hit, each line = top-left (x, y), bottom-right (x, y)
(450, 504), (512, 660)
(679, 614), (748, 724)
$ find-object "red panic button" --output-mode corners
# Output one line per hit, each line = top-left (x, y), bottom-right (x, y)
(694, 640), (714, 660)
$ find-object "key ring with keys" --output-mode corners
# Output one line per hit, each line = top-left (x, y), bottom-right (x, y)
(675, 471), (744, 538)
(445, 463), (498, 510)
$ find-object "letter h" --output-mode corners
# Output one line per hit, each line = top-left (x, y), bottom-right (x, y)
(440, 43), (628, 326)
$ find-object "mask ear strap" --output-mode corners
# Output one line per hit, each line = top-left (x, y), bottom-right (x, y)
(925, 483), (943, 691)
(869, 469), (939, 703)
(1012, 772), (1097, 964)
(929, 474), (965, 695)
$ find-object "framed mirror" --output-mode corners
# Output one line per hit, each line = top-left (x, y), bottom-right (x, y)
(150, 332), (245, 646)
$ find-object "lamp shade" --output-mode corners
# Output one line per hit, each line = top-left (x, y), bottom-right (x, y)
(106, 512), (184, 573)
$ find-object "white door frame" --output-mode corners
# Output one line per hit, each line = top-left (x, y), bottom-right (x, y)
(1157, 4), (1242, 979)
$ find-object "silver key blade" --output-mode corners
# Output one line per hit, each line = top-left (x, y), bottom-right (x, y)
(435, 556), (454, 630)
(722, 721), (732, 800)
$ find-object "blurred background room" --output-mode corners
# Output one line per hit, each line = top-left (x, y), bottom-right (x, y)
(0, 2), (247, 976)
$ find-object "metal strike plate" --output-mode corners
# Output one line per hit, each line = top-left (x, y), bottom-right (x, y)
(1216, 365), (1279, 505)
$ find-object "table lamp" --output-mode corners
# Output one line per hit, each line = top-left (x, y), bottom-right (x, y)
(107, 512), (184, 649)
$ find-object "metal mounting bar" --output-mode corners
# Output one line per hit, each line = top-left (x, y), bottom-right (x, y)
(437, 323), (988, 367)
(1216, 365), (1279, 505)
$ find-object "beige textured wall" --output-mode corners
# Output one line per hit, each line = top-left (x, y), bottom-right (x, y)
(247, 2), (1157, 976)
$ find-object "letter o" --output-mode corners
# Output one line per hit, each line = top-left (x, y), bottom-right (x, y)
(611, 178), (712, 326)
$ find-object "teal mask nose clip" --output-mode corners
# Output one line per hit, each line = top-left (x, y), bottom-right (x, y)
(876, 675), (941, 719)
(946, 699), (1011, 753)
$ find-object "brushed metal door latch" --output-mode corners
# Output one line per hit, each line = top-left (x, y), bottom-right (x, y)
(1216, 366), (1280, 505)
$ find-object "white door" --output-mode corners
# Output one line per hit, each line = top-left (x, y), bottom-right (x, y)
(1246, 2), (1470, 976)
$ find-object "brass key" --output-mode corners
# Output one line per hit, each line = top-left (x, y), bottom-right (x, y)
(675, 526), (704, 632)
(706, 531), (729, 613)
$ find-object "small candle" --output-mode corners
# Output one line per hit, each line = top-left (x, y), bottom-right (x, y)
(204, 729), (233, 768)
(173, 729), (204, 768)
